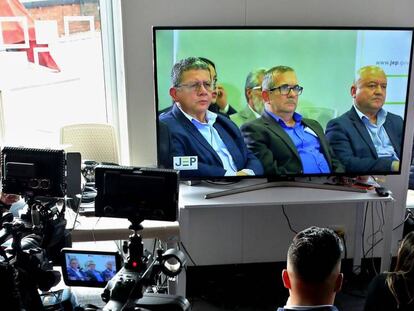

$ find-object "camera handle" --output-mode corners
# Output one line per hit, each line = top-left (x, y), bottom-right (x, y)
(102, 218), (159, 310)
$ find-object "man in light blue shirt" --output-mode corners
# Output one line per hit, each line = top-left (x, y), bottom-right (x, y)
(160, 57), (263, 178)
(326, 65), (403, 173)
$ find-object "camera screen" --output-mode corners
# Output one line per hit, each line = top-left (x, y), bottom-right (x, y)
(61, 249), (122, 287)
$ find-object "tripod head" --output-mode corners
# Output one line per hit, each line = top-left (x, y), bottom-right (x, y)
(100, 217), (187, 311)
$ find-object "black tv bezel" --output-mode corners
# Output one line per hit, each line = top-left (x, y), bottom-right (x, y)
(152, 26), (414, 181)
(94, 165), (179, 221)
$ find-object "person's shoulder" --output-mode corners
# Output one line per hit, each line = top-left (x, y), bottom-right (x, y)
(326, 108), (354, 128)
(240, 115), (265, 130)
(303, 118), (323, 130)
(368, 273), (389, 292)
(386, 111), (403, 122)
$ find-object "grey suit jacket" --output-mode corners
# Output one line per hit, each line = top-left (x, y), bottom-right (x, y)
(230, 106), (258, 128)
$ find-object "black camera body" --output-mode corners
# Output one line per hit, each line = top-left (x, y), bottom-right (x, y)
(70, 165), (190, 311)
(0, 147), (73, 311)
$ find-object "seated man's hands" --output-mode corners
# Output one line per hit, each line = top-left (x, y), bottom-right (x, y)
(215, 85), (228, 111)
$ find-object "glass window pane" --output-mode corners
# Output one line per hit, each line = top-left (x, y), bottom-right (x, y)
(0, 0), (107, 147)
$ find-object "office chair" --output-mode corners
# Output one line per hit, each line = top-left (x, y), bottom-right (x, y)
(60, 123), (120, 164)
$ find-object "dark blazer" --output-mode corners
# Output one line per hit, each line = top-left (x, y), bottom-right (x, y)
(159, 104), (263, 178)
(325, 106), (403, 173)
(209, 103), (237, 116)
(67, 267), (87, 281)
(241, 112), (345, 176)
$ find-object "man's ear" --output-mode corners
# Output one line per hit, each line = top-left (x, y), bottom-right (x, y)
(262, 90), (270, 103)
(334, 273), (343, 292)
(246, 89), (252, 101)
(350, 84), (357, 99)
(282, 269), (292, 289)
(169, 87), (178, 101)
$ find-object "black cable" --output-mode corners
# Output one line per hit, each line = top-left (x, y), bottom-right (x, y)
(363, 212), (413, 256)
(371, 202), (378, 275)
(70, 184), (86, 232)
(281, 205), (298, 234)
(152, 238), (158, 257)
(361, 202), (369, 259)
(179, 241), (197, 266)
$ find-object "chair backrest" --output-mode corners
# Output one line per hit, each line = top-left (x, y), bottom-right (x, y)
(60, 123), (119, 164)
(299, 106), (337, 130)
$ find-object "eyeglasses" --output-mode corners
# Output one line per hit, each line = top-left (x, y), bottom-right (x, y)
(268, 84), (303, 95)
(177, 81), (213, 92)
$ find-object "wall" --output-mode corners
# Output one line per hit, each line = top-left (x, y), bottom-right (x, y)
(121, 0), (414, 258)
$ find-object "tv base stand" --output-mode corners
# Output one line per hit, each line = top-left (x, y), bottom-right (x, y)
(205, 180), (366, 199)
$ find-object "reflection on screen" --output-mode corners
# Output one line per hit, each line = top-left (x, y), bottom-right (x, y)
(154, 27), (413, 179)
(64, 252), (118, 283)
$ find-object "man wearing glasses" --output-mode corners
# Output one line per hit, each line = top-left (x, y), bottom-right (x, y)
(159, 57), (263, 178)
(230, 68), (267, 128)
(326, 65), (403, 173)
(241, 66), (344, 175)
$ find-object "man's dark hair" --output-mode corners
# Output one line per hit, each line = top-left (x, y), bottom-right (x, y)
(171, 57), (210, 87)
(198, 57), (216, 70)
(288, 226), (343, 283)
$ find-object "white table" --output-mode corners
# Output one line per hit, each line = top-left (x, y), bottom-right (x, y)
(179, 180), (394, 272)
(69, 214), (179, 243)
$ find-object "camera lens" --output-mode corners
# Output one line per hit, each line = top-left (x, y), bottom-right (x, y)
(40, 179), (50, 189)
(29, 179), (40, 189)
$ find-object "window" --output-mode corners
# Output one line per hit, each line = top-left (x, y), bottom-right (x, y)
(0, 0), (127, 163)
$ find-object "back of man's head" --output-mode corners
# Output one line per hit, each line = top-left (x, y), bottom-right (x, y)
(288, 226), (343, 283)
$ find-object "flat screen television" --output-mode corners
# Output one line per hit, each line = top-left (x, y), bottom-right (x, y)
(153, 26), (414, 181)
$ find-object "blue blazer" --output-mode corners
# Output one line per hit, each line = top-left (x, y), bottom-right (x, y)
(67, 267), (87, 281)
(159, 105), (263, 178)
(325, 106), (403, 173)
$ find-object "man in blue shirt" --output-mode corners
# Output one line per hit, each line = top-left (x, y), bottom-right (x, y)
(66, 258), (87, 281)
(241, 66), (344, 176)
(278, 227), (343, 311)
(101, 261), (116, 281)
(159, 57), (263, 178)
(84, 260), (104, 282)
(326, 65), (403, 173)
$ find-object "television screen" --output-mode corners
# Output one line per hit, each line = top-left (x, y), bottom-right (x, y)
(94, 165), (179, 221)
(153, 27), (414, 180)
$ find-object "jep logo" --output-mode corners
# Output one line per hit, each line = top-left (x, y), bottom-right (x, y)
(173, 156), (198, 170)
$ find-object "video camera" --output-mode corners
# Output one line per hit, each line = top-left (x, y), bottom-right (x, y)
(61, 165), (190, 311)
(0, 146), (76, 311)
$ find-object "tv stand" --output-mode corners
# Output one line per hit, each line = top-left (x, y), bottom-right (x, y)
(205, 179), (366, 199)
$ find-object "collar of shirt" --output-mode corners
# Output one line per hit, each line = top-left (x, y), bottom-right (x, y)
(176, 103), (218, 127)
(248, 105), (261, 118)
(354, 104), (387, 126)
(265, 109), (303, 126)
